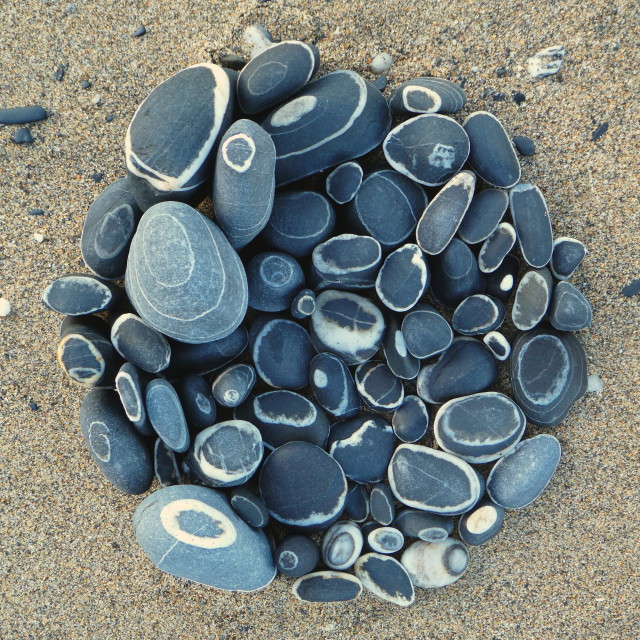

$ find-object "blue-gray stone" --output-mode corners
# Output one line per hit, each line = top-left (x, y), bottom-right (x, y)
(478, 222), (517, 273)
(153, 437), (182, 488)
(10, 128), (33, 144)
(115, 362), (153, 436)
(292, 571), (362, 602)
(457, 188), (509, 245)
(369, 483), (395, 526)
(375, 243), (429, 312)
(211, 363), (256, 408)
(367, 526), (404, 554)
(355, 361), (404, 411)
(452, 294), (505, 336)
(389, 77), (466, 115)
(512, 268), (554, 331)
(309, 352), (360, 419)
(43, 273), (121, 315)
(382, 313), (420, 380)
(401, 304), (453, 359)
(0, 105), (47, 124)
(392, 396), (429, 443)
(291, 288), (316, 319)
(458, 498), (505, 545)
(325, 161), (363, 204)
(110, 313), (171, 373)
(219, 53), (247, 71)
(247, 251), (304, 312)
(551, 237), (587, 280)
(322, 521), (363, 570)
(175, 374), (217, 428)
(549, 281), (593, 331)
(373, 75), (388, 91)
(276, 535), (320, 577)
(483, 331), (511, 361)
(344, 481), (369, 522)
(513, 135), (536, 156)
(145, 379), (190, 452)
(230, 487), (269, 528)
(394, 509), (454, 542)
(401, 538), (469, 588)
(485, 254), (519, 303)
(355, 553), (415, 607)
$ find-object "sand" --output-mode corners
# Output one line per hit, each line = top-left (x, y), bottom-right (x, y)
(1, 1), (639, 638)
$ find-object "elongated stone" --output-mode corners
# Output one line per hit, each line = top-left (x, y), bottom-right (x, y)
(292, 571), (362, 602)
(0, 105), (47, 124)
(175, 374), (217, 428)
(394, 509), (454, 542)
(478, 222), (516, 273)
(154, 438), (181, 488)
(110, 313), (171, 373)
(512, 268), (554, 331)
(369, 483), (396, 525)
(247, 251), (305, 311)
(401, 304), (453, 359)
(376, 244), (429, 312)
(276, 535), (320, 577)
(382, 314), (420, 380)
(115, 362), (153, 435)
(485, 254), (519, 303)
(43, 274), (121, 316)
(457, 188), (508, 245)
(551, 237), (587, 280)
(230, 487), (269, 529)
(549, 281), (593, 331)
(344, 481), (369, 522)
(355, 553), (415, 607)
(212, 364), (256, 408)
(401, 539), (469, 588)
(389, 77), (466, 115)
(392, 396), (429, 443)
(355, 361), (404, 411)
(145, 379), (190, 453)
(309, 352), (360, 419)
(322, 521), (363, 570)
(325, 162), (363, 204)
(452, 294), (505, 336)
(458, 498), (504, 545)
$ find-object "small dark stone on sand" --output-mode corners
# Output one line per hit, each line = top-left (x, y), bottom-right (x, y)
(10, 128), (33, 144)
(105, 114), (115, 122)
(133, 26), (146, 37)
(29, 402), (39, 411)
(54, 64), (67, 81)
(29, 209), (45, 216)
(592, 122), (609, 141)
(512, 92), (526, 105)
(496, 67), (507, 77)
(0, 106), (47, 125)
(492, 92), (506, 101)
(91, 172), (104, 183)
(621, 278), (640, 297)
(81, 80), (92, 90)
(373, 75), (388, 91)
(513, 135), (536, 156)
(219, 54), (248, 71)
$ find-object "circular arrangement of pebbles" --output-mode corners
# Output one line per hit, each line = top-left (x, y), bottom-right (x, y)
(41, 30), (592, 606)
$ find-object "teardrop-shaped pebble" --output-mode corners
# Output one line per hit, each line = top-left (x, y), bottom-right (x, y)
(551, 237), (586, 280)
(401, 305), (453, 359)
(394, 509), (454, 542)
(291, 288), (316, 319)
(355, 553), (415, 607)
(509, 183), (553, 268)
(344, 481), (369, 523)
(485, 254), (519, 303)
(355, 361), (404, 411)
(175, 374), (217, 428)
(309, 352), (361, 419)
(322, 521), (363, 570)
(457, 188), (508, 245)
(369, 484), (396, 525)
(43, 274), (121, 316)
(392, 396), (429, 443)
(367, 526), (404, 554)
(389, 77), (466, 115)
(246, 251), (305, 311)
(458, 498), (505, 545)
(276, 535), (320, 577)
(478, 222), (517, 273)
(483, 331), (511, 361)
(452, 294), (505, 336)
(230, 487), (269, 528)
(145, 379), (190, 453)
(110, 313), (171, 373)
(376, 244), (429, 312)
(292, 571), (362, 603)
(401, 538), (469, 588)
(512, 268), (554, 331)
(115, 362), (153, 435)
(212, 364), (256, 408)
(382, 313), (420, 380)
(326, 162), (363, 204)
(549, 281), (593, 331)
(153, 437), (181, 488)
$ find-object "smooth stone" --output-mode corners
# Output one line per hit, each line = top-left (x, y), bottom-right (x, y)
(360, 521), (381, 544)
(230, 487), (269, 528)
(394, 509), (454, 542)
(154, 437), (181, 487)
(261, 190), (335, 258)
(322, 521), (363, 570)
(368, 526), (404, 554)
(551, 237), (587, 280)
(458, 498), (505, 545)
(292, 571), (362, 603)
(125, 63), (233, 207)
(10, 128), (33, 144)
(510, 329), (588, 426)
(389, 77), (466, 116)
(346, 169), (427, 248)
(463, 111), (521, 188)
(189, 420), (263, 488)
(175, 374), (217, 428)
(133, 484), (276, 592)
(401, 539), (469, 588)
(251, 318), (314, 389)
(291, 288), (316, 319)
(325, 162), (363, 204)
(485, 254), (519, 303)
(244, 24), (275, 56)
(621, 279), (640, 297)
(211, 364), (256, 408)
(344, 481), (369, 522)
(80, 388), (153, 494)
(392, 396), (429, 443)
(452, 294), (505, 336)
(478, 222), (517, 273)
(401, 304), (453, 359)
(213, 119), (276, 248)
(115, 362), (153, 435)
(276, 535), (320, 577)
(110, 313), (171, 373)
(416, 170), (476, 255)
(512, 268), (554, 331)
(310, 290), (386, 365)
(0, 105), (47, 124)
(373, 75), (388, 91)
(370, 52), (393, 74)
(259, 441), (347, 531)
(311, 234), (381, 290)
(526, 46), (566, 78)
(509, 182), (554, 268)
(309, 352), (360, 419)
(81, 178), (142, 280)
(429, 238), (486, 309)
(513, 135), (536, 156)
(219, 53), (247, 70)
(376, 244), (429, 312)
(483, 331), (511, 361)
(354, 361), (404, 411)
(328, 416), (395, 484)
(487, 434), (562, 509)
(389, 444), (481, 515)
(383, 114), (470, 186)
(434, 392), (526, 464)
(42, 274), (121, 315)
(237, 40), (320, 114)
(457, 188), (509, 245)
(369, 483), (395, 525)
(126, 202), (247, 344)
(382, 313), (420, 380)
(355, 553), (415, 607)
(263, 70), (391, 185)
(145, 379), (190, 453)
(549, 281), (593, 331)
(247, 251), (305, 311)
(417, 337), (498, 404)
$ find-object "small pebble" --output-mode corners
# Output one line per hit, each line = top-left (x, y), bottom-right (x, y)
(355, 553), (415, 607)
(483, 331), (511, 361)
(367, 526), (404, 554)
(372, 75), (387, 91)
(292, 571), (362, 603)
(513, 135), (536, 156)
(526, 46), (566, 79)
(212, 363), (255, 408)
(54, 64), (67, 82)
(458, 498), (505, 545)
(91, 94), (102, 105)
(80, 79), (92, 90)
(10, 128), (33, 144)
(370, 52), (393, 74)
(401, 538), (469, 588)
(29, 208), (45, 216)
(133, 25), (146, 37)
(276, 535), (320, 577)
(496, 67), (507, 77)
(291, 288), (316, 319)
(369, 483), (396, 525)
(394, 509), (453, 542)
(243, 24), (275, 57)
(512, 92), (526, 105)
(91, 172), (104, 183)
(592, 122), (609, 141)
(621, 278), (640, 297)
(1, 298), (12, 316)
(551, 237), (587, 280)
(392, 396), (429, 443)
(105, 114), (114, 123)
(219, 53), (248, 70)
(29, 402), (39, 411)
(344, 481), (369, 522)
(587, 374), (605, 393)
(0, 106), (47, 125)
(322, 521), (363, 570)
(33, 233), (44, 243)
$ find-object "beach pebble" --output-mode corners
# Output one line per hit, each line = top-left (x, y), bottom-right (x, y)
(309, 352), (360, 419)
(263, 70), (391, 185)
(276, 535), (320, 577)
(292, 571), (362, 603)
(452, 294), (505, 336)
(512, 268), (554, 331)
(259, 441), (347, 531)
(355, 553), (415, 606)
(483, 331), (511, 361)
(10, 128), (33, 144)
(526, 46), (566, 79)
(383, 114), (470, 186)
(394, 509), (454, 542)
(325, 162), (363, 204)
(463, 111), (521, 188)
(115, 362), (152, 435)
(213, 119), (276, 249)
(110, 313), (171, 373)
(153, 438), (181, 488)
(485, 254), (519, 302)
(126, 201), (248, 344)
(212, 364), (255, 408)
(0, 298), (11, 317)
(389, 77), (466, 115)
(478, 222), (517, 273)
(247, 252), (305, 311)
(369, 484), (396, 525)
(368, 526), (404, 554)
(133, 484), (276, 592)
(510, 329), (588, 426)
(388, 444), (481, 515)
(0, 105), (47, 125)
(401, 305), (453, 359)
(373, 75), (387, 91)
(344, 482), (369, 522)
(219, 53), (247, 71)
(549, 281), (593, 331)
(145, 379), (190, 453)
(513, 135), (536, 156)
(458, 498), (505, 545)
(42, 274), (121, 316)
(133, 25), (146, 37)
(355, 361), (404, 411)
(244, 23), (275, 56)
(401, 538), (469, 588)
(587, 374), (605, 393)
(376, 244), (429, 312)
(175, 374), (217, 428)
(291, 288), (316, 319)
(392, 396), (429, 443)
(382, 314), (420, 380)
(370, 52), (393, 74)
(80, 388), (153, 494)
(551, 237), (587, 280)
(457, 188), (509, 245)
(487, 434), (562, 509)
(322, 521), (363, 570)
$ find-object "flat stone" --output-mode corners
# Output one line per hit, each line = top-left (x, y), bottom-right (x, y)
(394, 509), (454, 542)
(322, 521), (363, 570)
(392, 396), (429, 443)
(344, 481), (369, 522)
(478, 222), (517, 273)
(10, 128), (33, 144)
(292, 571), (362, 602)
(42, 273), (121, 315)
(211, 364), (256, 408)
(549, 281), (593, 331)
(145, 379), (190, 453)
(457, 188), (509, 245)
(355, 361), (404, 411)
(376, 244), (429, 312)
(115, 362), (153, 435)
(355, 553), (415, 607)
(551, 237), (587, 280)
(291, 288), (316, 319)
(110, 313), (171, 373)
(382, 314), (420, 380)
(513, 135), (536, 156)
(276, 535), (320, 577)
(512, 268), (554, 331)
(483, 331), (511, 361)
(230, 487), (269, 528)
(452, 294), (505, 336)
(373, 75), (388, 91)
(621, 278), (640, 297)
(369, 483), (396, 525)
(309, 352), (361, 419)
(526, 46), (566, 79)
(247, 251), (305, 311)
(458, 498), (505, 545)
(401, 539), (469, 588)
(367, 526), (404, 554)
(175, 374), (217, 428)
(389, 77), (466, 115)
(485, 254), (519, 302)
(153, 437), (181, 487)
(401, 304), (453, 359)
(325, 162), (363, 204)
(0, 105), (47, 124)
(370, 52), (393, 74)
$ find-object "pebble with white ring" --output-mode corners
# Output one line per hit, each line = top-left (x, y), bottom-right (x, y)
(392, 396), (429, 443)
(42, 273), (121, 316)
(175, 374), (217, 429)
(322, 521), (363, 570)
(478, 222), (517, 273)
(230, 487), (269, 528)
(382, 314), (420, 380)
(291, 288), (316, 319)
(512, 268), (554, 331)
(115, 362), (153, 436)
(145, 379), (190, 453)
(325, 162), (363, 204)
(551, 237), (586, 280)
(457, 188), (509, 245)
(369, 483), (396, 525)
(292, 571), (362, 603)
(393, 509), (454, 542)
(549, 281), (593, 331)
(375, 244), (429, 312)
(309, 352), (361, 419)
(485, 254), (519, 303)
(110, 313), (171, 373)
(153, 438), (181, 488)
(451, 294), (505, 336)
(354, 361), (404, 411)
(483, 331), (511, 361)
(276, 534), (320, 577)
(401, 538), (469, 588)
(355, 553), (415, 607)
(344, 481), (369, 522)
(367, 526), (404, 554)
(458, 498), (505, 545)
(246, 251), (305, 312)
(389, 77), (466, 116)
(401, 304), (453, 359)
(211, 363), (256, 408)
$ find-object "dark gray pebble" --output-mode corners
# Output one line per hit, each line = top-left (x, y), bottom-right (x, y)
(376, 244), (429, 312)
(291, 288), (316, 319)
(292, 571), (362, 602)
(230, 488), (269, 528)
(382, 314), (420, 380)
(145, 379), (190, 453)
(247, 251), (304, 312)
(478, 222), (517, 273)
(512, 268), (554, 331)
(401, 304), (453, 359)
(219, 54), (247, 71)
(0, 106), (47, 125)
(458, 498), (504, 545)
(211, 363), (256, 408)
(133, 25), (146, 37)
(591, 122), (609, 141)
(10, 128), (33, 144)
(153, 437), (181, 488)
(392, 396), (429, 443)
(355, 361), (404, 411)
(389, 77), (466, 115)
(512, 92), (526, 105)
(621, 278), (640, 297)
(81, 79), (92, 90)
(29, 208), (45, 216)
(53, 64), (67, 81)
(457, 188), (509, 245)
(549, 281), (593, 331)
(176, 374), (217, 428)
(42, 273), (121, 316)
(309, 352), (360, 419)
(115, 362), (153, 435)
(276, 535), (320, 577)
(513, 135), (536, 156)
(451, 294), (505, 336)
(551, 237), (587, 280)
(373, 75), (388, 91)
(370, 483), (396, 525)
(325, 162), (363, 204)
(394, 509), (454, 542)
(344, 481), (369, 522)
(355, 553), (415, 607)
(110, 313), (171, 373)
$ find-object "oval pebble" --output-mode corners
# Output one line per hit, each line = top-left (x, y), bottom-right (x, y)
(292, 571), (362, 603)
(175, 374), (217, 429)
(325, 162), (363, 204)
(370, 483), (396, 526)
(382, 314), (420, 380)
(367, 526), (404, 554)
(355, 553), (415, 607)
(115, 362), (153, 435)
(291, 288), (316, 319)
(457, 188), (508, 245)
(478, 222), (516, 273)
(549, 281), (593, 331)
(211, 363), (256, 408)
(452, 294), (505, 336)
(512, 268), (554, 331)
(483, 331), (511, 361)
(392, 396), (429, 443)
(375, 244), (429, 312)
(458, 498), (505, 545)
(43, 274), (121, 316)
(389, 77), (466, 116)
(276, 535), (320, 577)
(401, 305), (453, 359)
(551, 237), (586, 280)
(145, 379), (190, 453)
(153, 438), (181, 488)
(110, 313), (171, 373)
(354, 361), (404, 411)
(230, 487), (269, 528)
(394, 509), (454, 542)
(401, 538), (469, 588)
(309, 352), (360, 419)
(247, 252), (305, 312)
(0, 105), (47, 124)
(322, 521), (363, 570)
(344, 481), (369, 523)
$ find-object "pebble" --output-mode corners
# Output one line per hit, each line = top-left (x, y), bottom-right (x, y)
(243, 24), (275, 56)
(451, 294), (505, 336)
(189, 420), (263, 487)
(33, 232), (44, 243)
(513, 135), (536, 156)
(389, 77), (466, 115)
(322, 521), (363, 570)
(80, 178), (142, 280)
(114, 362), (153, 435)
(370, 52), (393, 74)
(367, 526), (405, 554)
(211, 364), (256, 408)
(310, 290), (385, 365)
(125, 201), (248, 344)
(325, 162), (363, 204)
(259, 441), (347, 531)
(478, 222), (517, 273)
(483, 331), (511, 361)
(463, 111), (521, 188)
(458, 498), (505, 546)
(382, 314), (420, 380)
(375, 244), (429, 312)
(175, 374), (217, 429)
(487, 434), (562, 509)
(587, 373), (605, 393)
(247, 252), (305, 311)
(620, 278), (640, 297)
(328, 415), (395, 484)
(355, 553), (415, 607)
(394, 509), (454, 542)
(229, 488), (269, 528)
(0, 106), (47, 125)
(133, 25), (146, 37)
(261, 190), (336, 258)
(369, 483), (396, 525)
(392, 396), (429, 443)
(383, 114), (470, 186)
(42, 273), (121, 316)
(551, 237), (587, 280)
(28, 208), (45, 216)
(309, 352), (360, 419)
(344, 481), (369, 522)
(80, 388), (153, 494)
(354, 361), (404, 411)
(276, 535), (320, 577)
(526, 45), (566, 79)
(219, 54), (247, 71)
(485, 253), (519, 302)
(457, 188), (509, 245)
(125, 63), (233, 207)
(263, 70), (391, 185)
(512, 91), (526, 105)
(292, 571), (362, 603)
(291, 288), (316, 319)
(10, 128), (33, 144)
(434, 391), (526, 463)
(0, 298), (11, 317)
(153, 438), (181, 487)
(213, 119), (276, 249)
(388, 444), (481, 515)
(592, 122), (609, 142)
(133, 484), (276, 591)
(373, 75), (387, 91)
(110, 313), (171, 373)
(509, 182), (554, 268)
(549, 281), (593, 331)
(250, 318), (314, 389)
(145, 379), (190, 453)
(80, 79), (92, 90)
(401, 304), (453, 359)
(510, 329), (588, 426)
(402, 538), (470, 589)
(238, 40), (320, 114)
(512, 268), (554, 331)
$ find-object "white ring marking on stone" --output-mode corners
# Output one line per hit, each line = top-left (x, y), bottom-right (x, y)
(402, 85), (442, 113)
(222, 133), (256, 173)
(88, 421), (111, 462)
